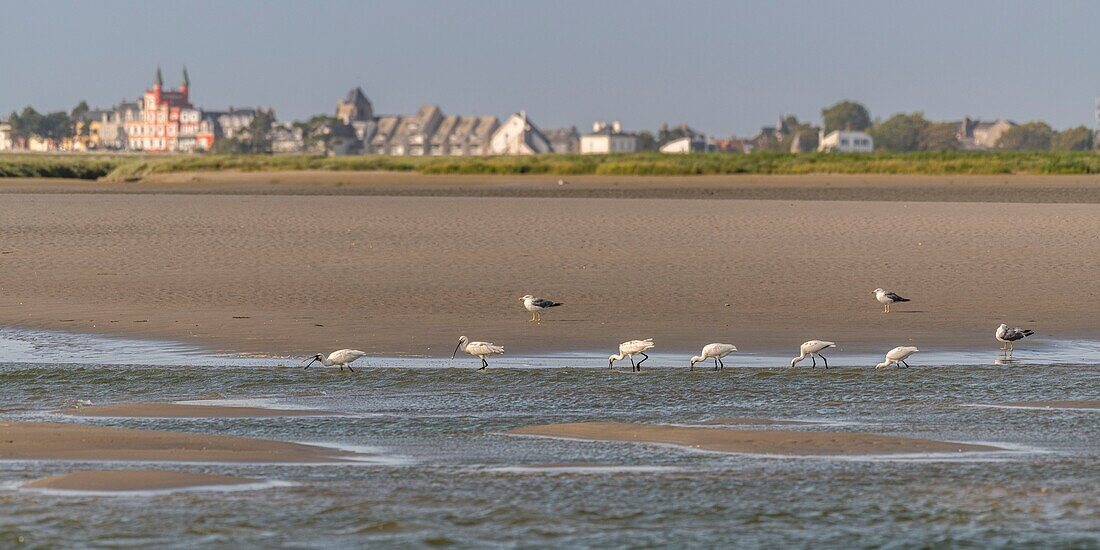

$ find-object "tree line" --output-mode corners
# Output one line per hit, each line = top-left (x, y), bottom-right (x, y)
(818, 101), (1094, 151)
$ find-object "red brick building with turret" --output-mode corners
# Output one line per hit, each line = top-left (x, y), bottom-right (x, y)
(138, 67), (193, 151)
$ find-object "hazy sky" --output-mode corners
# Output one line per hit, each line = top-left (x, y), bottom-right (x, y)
(3, 1), (1098, 135)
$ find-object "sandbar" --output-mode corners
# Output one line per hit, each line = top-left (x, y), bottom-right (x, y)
(508, 422), (1002, 456)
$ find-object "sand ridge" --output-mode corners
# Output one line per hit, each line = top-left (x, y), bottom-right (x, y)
(0, 421), (360, 463)
(508, 422), (1002, 456)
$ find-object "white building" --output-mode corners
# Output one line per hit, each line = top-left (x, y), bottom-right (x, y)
(0, 121), (12, 151)
(580, 120), (638, 154)
(489, 112), (552, 155)
(818, 130), (874, 153)
(660, 136), (713, 154)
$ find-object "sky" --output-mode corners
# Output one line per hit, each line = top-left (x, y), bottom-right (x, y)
(2, 0), (1099, 136)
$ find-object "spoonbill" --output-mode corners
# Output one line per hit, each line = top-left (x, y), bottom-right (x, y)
(520, 294), (563, 322)
(790, 340), (836, 369)
(609, 339), (654, 372)
(690, 343), (738, 371)
(304, 349), (367, 372)
(996, 323), (1034, 354)
(875, 346), (919, 369)
(451, 336), (504, 370)
(873, 288), (910, 313)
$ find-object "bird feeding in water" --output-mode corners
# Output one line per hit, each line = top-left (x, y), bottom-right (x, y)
(520, 294), (563, 322)
(875, 346), (919, 369)
(304, 349), (367, 372)
(690, 343), (738, 371)
(609, 339), (655, 372)
(873, 288), (910, 313)
(790, 340), (836, 369)
(996, 323), (1035, 354)
(451, 336), (505, 370)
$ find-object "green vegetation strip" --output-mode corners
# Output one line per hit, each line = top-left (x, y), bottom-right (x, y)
(2, 152), (1100, 181)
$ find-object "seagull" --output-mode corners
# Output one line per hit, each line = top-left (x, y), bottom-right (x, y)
(520, 294), (563, 322)
(690, 343), (737, 371)
(304, 349), (367, 372)
(451, 335), (504, 370)
(609, 339), (654, 372)
(873, 288), (910, 313)
(790, 340), (836, 369)
(996, 323), (1034, 354)
(875, 346), (919, 369)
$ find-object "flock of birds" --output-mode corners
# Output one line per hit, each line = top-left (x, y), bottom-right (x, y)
(306, 288), (1037, 372)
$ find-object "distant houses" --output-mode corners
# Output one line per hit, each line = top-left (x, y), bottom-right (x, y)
(489, 112), (552, 155)
(580, 121), (639, 154)
(0, 72), (1075, 156)
(956, 117), (1016, 150)
(818, 130), (874, 153)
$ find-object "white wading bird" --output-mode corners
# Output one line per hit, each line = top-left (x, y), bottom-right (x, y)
(875, 346), (919, 369)
(609, 339), (655, 372)
(790, 340), (836, 369)
(451, 336), (504, 370)
(996, 323), (1034, 354)
(304, 349), (367, 372)
(690, 343), (738, 371)
(520, 294), (563, 322)
(873, 288), (910, 313)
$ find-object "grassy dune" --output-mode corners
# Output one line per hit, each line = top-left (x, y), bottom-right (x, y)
(2, 151), (1100, 181)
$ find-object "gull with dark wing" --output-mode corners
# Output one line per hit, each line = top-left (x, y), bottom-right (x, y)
(520, 294), (563, 322)
(996, 323), (1034, 355)
(873, 288), (910, 313)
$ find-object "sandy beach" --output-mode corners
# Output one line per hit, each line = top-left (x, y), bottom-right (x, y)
(0, 421), (359, 463)
(1, 173), (1099, 355)
(21, 470), (258, 492)
(508, 422), (1003, 456)
(64, 402), (335, 418)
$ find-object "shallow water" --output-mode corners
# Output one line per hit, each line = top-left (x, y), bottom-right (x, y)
(1, 330), (1098, 548)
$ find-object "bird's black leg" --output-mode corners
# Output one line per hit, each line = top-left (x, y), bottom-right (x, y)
(629, 356), (636, 372)
(810, 355), (817, 369)
(479, 358), (488, 370)
(347, 364), (355, 373)
(637, 353), (648, 370)
(719, 357), (725, 370)
(820, 354), (828, 370)
(901, 360), (910, 369)
(713, 358), (719, 371)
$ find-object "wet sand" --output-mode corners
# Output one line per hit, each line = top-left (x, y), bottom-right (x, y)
(64, 402), (334, 418)
(2, 174), (1099, 355)
(508, 422), (1002, 456)
(22, 470), (257, 492)
(1000, 400), (1100, 410)
(0, 421), (359, 463)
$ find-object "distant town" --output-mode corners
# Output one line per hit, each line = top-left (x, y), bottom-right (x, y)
(1, 67), (1097, 156)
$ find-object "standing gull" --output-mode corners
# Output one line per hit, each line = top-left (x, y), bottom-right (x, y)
(451, 336), (504, 370)
(790, 340), (836, 369)
(690, 343), (738, 371)
(996, 323), (1034, 354)
(873, 288), (910, 313)
(875, 346), (919, 369)
(520, 294), (563, 322)
(609, 339), (655, 372)
(304, 349), (367, 372)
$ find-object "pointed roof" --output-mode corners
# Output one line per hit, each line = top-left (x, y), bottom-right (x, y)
(155, 66), (164, 86)
(345, 87), (369, 104)
(182, 66), (190, 87)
